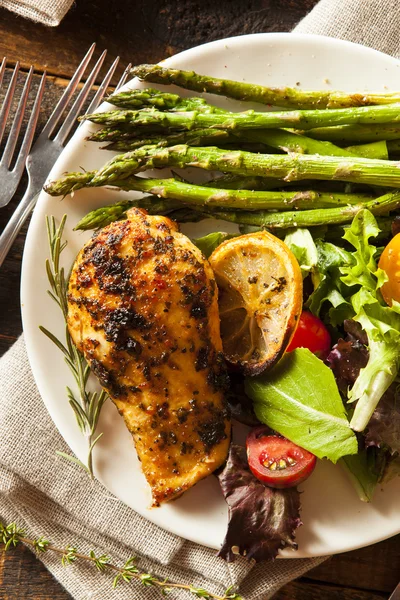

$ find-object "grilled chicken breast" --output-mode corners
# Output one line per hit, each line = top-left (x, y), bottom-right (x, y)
(67, 207), (231, 505)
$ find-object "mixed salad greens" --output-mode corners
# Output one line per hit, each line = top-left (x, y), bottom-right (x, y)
(197, 209), (400, 560)
(44, 64), (400, 563)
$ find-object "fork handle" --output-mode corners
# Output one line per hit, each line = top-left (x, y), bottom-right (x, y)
(0, 180), (38, 267)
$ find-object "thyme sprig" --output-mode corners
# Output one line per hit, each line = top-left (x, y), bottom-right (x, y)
(40, 215), (108, 476)
(0, 522), (242, 599)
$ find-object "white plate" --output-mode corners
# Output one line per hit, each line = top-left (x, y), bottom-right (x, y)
(21, 33), (400, 558)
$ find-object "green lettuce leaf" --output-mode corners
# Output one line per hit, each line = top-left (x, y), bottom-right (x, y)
(340, 447), (387, 502)
(284, 228), (353, 321)
(340, 209), (383, 291)
(307, 240), (354, 322)
(245, 348), (358, 463)
(284, 228), (319, 283)
(316, 239), (353, 274)
(287, 210), (400, 432)
(193, 231), (234, 258)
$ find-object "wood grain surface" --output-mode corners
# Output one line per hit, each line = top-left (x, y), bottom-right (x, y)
(0, 1), (399, 599)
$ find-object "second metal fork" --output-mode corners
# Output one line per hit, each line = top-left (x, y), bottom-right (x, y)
(0, 59), (46, 208)
(0, 45), (131, 267)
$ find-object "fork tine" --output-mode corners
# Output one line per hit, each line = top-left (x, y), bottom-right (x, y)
(0, 61), (20, 146)
(115, 62), (132, 92)
(0, 57), (7, 91)
(82, 55), (120, 118)
(54, 49), (108, 145)
(1, 66), (34, 169)
(14, 71), (46, 174)
(41, 43), (96, 139)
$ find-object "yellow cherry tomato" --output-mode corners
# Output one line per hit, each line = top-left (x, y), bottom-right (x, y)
(378, 233), (400, 306)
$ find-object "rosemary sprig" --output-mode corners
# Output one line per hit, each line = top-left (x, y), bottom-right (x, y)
(0, 522), (242, 599)
(40, 215), (108, 476)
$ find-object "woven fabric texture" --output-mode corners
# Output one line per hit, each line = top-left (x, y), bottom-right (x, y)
(295, 0), (400, 57)
(0, 0), (73, 26)
(3, 0), (400, 597)
(0, 337), (325, 599)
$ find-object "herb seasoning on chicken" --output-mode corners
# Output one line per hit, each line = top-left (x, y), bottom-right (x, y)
(67, 207), (231, 505)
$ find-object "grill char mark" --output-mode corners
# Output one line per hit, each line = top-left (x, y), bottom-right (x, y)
(67, 208), (231, 505)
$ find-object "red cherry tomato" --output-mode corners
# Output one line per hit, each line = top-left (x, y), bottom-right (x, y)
(246, 427), (317, 489)
(286, 310), (331, 358)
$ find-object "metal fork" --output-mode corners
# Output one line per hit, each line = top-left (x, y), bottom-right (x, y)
(0, 59), (46, 208)
(0, 45), (131, 267)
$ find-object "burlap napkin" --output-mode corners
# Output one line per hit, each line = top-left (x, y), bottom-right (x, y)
(0, 0), (73, 26)
(0, 337), (325, 599)
(2, 1), (400, 598)
(295, 0), (400, 57)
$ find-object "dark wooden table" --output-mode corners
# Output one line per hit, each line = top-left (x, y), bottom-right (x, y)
(0, 1), (399, 598)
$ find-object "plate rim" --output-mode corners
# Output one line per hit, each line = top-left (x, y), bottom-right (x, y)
(21, 31), (400, 558)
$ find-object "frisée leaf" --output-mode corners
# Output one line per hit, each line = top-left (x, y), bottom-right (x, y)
(245, 348), (358, 463)
(286, 210), (400, 433)
(340, 210), (400, 431)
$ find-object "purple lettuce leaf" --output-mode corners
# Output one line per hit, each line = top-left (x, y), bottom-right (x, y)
(326, 336), (368, 395)
(343, 319), (368, 346)
(365, 387), (400, 454)
(391, 216), (400, 237)
(226, 374), (261, 427)
(382, 453), (400, 482)
(217, 445), (301, 562)
(326, 320), (400, 455)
